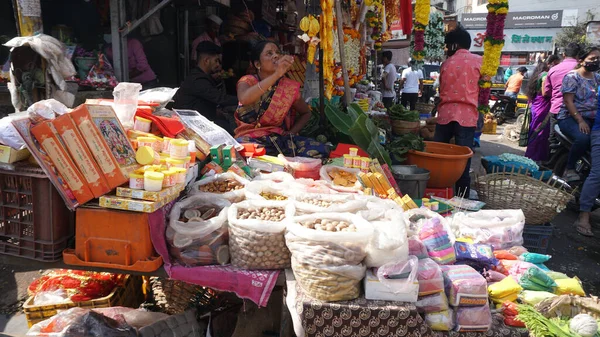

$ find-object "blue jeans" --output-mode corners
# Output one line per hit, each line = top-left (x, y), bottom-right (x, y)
(557, 116), (593, 170)
(434, 122), (475, 197)
(580, 130), (600, 212)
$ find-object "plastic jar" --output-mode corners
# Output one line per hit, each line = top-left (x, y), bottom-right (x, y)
(173, 167), (187, 184)
(343, 154), (352, 168)
(162, 137), (172, 154)
(165, 158), (186, 169)
(138, 137), (157, 148)
(352, 156), (362, 169)
(144, 171), (164, 192)
(162, 169), (176, 188)
(184, 156), (192, 169)
(136, 146), (160, 165)
(188, 140), (196, 163)
(169, 139), (189, 158)
(134, 116), (152, 133)
(129, 172), (145, 190)
(349, 147), (358, 157)
(151, 137), (163, 153)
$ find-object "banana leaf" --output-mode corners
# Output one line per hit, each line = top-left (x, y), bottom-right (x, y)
(347, 103), (366, 120)
(325, 103), (353, 135)
(368, 142), (392, 167)
(348, 114), (392, 167)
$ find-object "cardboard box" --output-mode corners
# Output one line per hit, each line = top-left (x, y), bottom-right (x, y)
(364, 269), (419, 302)
(0, 145), (30, 163)
(99, 192), (179, 213)
(71, 104), (138, 188)
(12, 117), (80, 210)
(116, 184), (184, 202)
(30, 121), (95, 205)
(52, 114), (111, 198)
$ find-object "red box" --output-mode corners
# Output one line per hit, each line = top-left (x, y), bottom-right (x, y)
(424, 187), (454, 199)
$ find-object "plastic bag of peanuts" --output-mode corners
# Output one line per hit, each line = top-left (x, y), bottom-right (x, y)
(285, 213), (373, 301)
(292, 192), (368, 214)
(189, 172), (250, 203)
(167, 194), (231, 266)
(227, 200), (295, 269)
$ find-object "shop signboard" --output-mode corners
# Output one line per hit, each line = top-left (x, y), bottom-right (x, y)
(389, 20), (408, 40)
(462, 10), (564, 29)
(468, 28), (558, 53)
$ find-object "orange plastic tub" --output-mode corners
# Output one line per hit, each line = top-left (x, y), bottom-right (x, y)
(406, 141), (473, 188)
(63, 206), (162, 272)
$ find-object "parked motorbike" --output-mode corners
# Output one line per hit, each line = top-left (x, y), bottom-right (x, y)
(490, 94), (528, 125)
(547, 124), (600, 210)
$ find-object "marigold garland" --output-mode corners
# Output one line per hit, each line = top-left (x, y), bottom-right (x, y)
(411, 0), (429, 63)
(477, 0), (508, 113)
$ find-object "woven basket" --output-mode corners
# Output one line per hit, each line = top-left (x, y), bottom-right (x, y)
(475, 171), (573, 225)
(392, 120), (420, 135)
(150, 278), (213, 315)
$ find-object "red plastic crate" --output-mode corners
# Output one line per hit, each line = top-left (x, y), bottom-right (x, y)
(0, 165), (74, 261)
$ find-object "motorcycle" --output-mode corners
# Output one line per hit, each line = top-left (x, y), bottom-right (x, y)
(489, 93), (528, 125)
(547, 124), (600, 210)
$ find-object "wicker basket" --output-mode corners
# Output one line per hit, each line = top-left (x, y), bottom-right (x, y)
(150, 278), (209, 315)
(475, 171), (574, 225)
(392, 120), (420, 135)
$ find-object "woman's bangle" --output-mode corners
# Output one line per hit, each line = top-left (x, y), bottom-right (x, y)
(257, 82), (266, 93)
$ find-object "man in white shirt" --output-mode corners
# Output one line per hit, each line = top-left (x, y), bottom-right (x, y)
(380, 51), (397, 109)
(399, 60), (424, 111)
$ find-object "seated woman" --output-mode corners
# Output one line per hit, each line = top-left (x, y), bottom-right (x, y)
(557, 46), (600, 182)
(234, 41), (329, 158)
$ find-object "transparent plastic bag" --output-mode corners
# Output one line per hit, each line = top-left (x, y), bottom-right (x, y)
(518, 290), (557, 305)
(244, 180), (296, 201)
(417, 258), (444, 296)
(33, 289), (70, 306)
(27, 307), (89, 334)
(253, 171), (296, 183)
(26, 99), (68, 123)
(138, 87), (178, 109)
(357, 197), (402, 221)
(228, 200), (295, 269)
(286, 213), (372, 301)
(63, 310), (136, 337)
(319, 165), (362, 193)
(113, 82), (142, 128)
(454, 305), (492, 332)
(293, 192), (367, 215)
(0, 113), (27, 150)
(403, 208), (453, 241)
(441, 265), (489, 307)
(189, 172), (250, 203)
(416, 292), (449, 313)
(425, 310), (454, 331)
(376, 256), (419, 295)
(365, 209), (409, 267)
(453, 210), (525, 250)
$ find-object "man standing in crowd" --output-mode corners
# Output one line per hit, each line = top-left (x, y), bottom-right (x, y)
(399, 59), (424, 111)
(174, 42), (238, 134)
(380, 50), (397, 109)
(545, 43), (581, 143)
(435, 25), (482, 197)
(191, 15), (223, 62)
(504, 66), (527, 114)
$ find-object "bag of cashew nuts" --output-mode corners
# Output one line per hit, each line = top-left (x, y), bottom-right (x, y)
(167, 194), (231, 266)
(189, 172), (250, 203)
(227, 200), (295, 269)
(285, 213), (373, 301)
(292, 192), (368, 214)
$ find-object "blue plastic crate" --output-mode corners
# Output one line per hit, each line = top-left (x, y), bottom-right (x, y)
(522, 223), (554, 254)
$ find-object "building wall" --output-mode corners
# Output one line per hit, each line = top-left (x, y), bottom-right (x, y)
(455, 0), (597, 23)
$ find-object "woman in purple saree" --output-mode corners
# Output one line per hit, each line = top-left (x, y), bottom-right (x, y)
(525, 56), (560, 162)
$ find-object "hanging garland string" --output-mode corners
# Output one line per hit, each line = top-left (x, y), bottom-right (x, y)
(477, 0), (508, 113)
(411, 0), (430, 62)
(424, 12), (445, 62)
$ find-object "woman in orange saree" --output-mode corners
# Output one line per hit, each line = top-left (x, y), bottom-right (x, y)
(235, 41), (329, 158)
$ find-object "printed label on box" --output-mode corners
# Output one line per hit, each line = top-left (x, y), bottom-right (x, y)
(80, 118), (118, 175)
(41, 137), (85, 194)
(62, 129), (102, 184)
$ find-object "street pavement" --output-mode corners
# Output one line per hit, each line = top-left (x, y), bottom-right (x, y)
(1, 120), (600, 335)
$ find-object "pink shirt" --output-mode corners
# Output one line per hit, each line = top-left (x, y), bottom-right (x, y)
(106, 39), (156, 84)
(437, 49), (482, 128)
(543, 58), (578, 114)
(191, 32), (221, 61)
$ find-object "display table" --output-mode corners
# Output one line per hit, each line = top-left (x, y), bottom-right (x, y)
(285, 271), (528, 337)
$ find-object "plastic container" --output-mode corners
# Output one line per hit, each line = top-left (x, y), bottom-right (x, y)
(62, 207), (163, 271)
(144, 171), (164, 192)
(162, 137), (172, 154)
(392, 165), (430, 199)
(136, 146), (160, 165)
(134, 116), (152, 132)
(113, 82), (142, 129)
(343, 155), (352, 167)
(173, 168), (187, 184)
(138, 137), (157, 148)
(169, 139), (189, 159)
(188, 141), (196, 163)
(406, 141), (473, 188)
(162, 170), (176, 188)
(522, 223), (553, 254)
(22, 275), (144, 327)
(0, 165), (74, 262)
(349, 147), (358, 157)
(284, 156), (322, 180)
(129, 172), (145, 190)
(166, 158), (186, 169)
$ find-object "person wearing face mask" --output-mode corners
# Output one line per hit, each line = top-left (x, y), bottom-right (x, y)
(173, 42), (238, 134)
(556, 46), (600, 184)
(234, 41), (329, 158)
(434, 26), (482, 197)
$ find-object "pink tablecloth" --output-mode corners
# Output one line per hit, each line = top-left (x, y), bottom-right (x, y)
(148, 201), (280, 307)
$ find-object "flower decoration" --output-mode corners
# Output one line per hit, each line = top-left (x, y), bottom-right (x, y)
(424, 12), (444, 62)
(411, 0), (429, 63)
(477, 0), (508, 113)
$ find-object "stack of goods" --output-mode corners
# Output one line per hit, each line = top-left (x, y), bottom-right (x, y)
(27, 269), (124, 303)
(419, 218), (456, 265)
(203, 144), (254, 179)
(488, 276), (523, 305)
(440, 265), (492, 332)
(453, 241), (498, 273)
(364, 257), (419, 302)
(416, 258), (448, 317)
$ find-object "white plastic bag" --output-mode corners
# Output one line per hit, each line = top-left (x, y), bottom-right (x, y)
(365, 209), (409, 267)
(0, 114), (27, 150)
(376, 256), (419, 295)
(244, 180), (297, 201)
(286, 213), (372, 301)
(293, 192), (367, 214)
(113, 82), (142, 128)
(26, 99), (68, 122)
(253, 171), (296, 183)
(452, 210), (525, 250)
(138, 87), (178, 109)
(33, 289), (70, 306)
(403, 208), (455, 243)
(319, 165), (362, 193)
(357, 196), (402, 221)
(189, 172), (250, 203)
(228, 200), (295, 269)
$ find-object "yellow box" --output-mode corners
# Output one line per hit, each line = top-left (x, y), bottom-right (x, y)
(116, 184), (184, 202)
(99, 192), (179, 213)
(0, 145), (30, 163)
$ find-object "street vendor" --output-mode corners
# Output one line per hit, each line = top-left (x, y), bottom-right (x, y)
(435, 26), (482, 197)
(173, 42), (238, 134)
(234, 41), (329, 158)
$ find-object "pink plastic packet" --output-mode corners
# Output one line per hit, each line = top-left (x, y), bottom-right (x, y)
(416, 292), (449, 313)
(454, 305), (492, 332)
(441, 265), (488, 307)
(418, 258), (444, 296)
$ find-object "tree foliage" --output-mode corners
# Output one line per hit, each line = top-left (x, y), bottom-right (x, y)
(554, 11), (596, 49)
